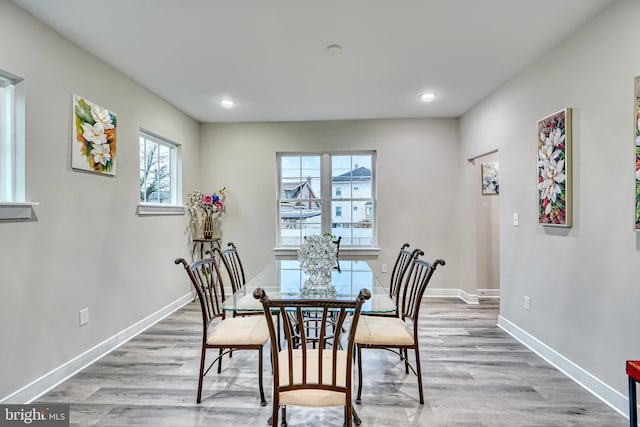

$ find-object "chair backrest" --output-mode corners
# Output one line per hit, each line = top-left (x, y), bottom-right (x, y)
(175, 256), (227, 342)
(389, 243), (418, 303)
(333, 236), (341, 265)
(220, 242), (246, 293)
(400, 251), (445, 328)
(254, 288), (371, 396)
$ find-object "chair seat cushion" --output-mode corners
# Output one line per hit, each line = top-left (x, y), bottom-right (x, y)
(627, 360), (640, 380)
(207, 315), (269, 346)
(277, 349), (349, 407)
(355, 315), (414, 346)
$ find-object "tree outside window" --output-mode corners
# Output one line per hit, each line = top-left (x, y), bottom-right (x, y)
(139, 130), (179, 205)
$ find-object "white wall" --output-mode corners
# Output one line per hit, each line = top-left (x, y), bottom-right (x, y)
(0, 1), (199, 401)
(199, 119), (463, 293)
(461, 0), (640, 404)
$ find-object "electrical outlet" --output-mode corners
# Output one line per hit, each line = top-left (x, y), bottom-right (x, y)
(381, 264), (388, 273)
(513, 213), (519, 226)
(523, 296), (531, 312)
(79, 308), (89, 326)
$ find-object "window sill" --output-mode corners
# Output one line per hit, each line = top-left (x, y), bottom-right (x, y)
(136, 204), (185, 216)
(0, 202), (39, 220)
(273, 246), (380, 259)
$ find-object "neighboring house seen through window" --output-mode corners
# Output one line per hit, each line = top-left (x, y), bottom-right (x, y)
(139, 130), (180, 205)
(277, 152), (375, 247)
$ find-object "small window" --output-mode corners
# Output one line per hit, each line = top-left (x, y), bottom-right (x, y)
(335, 206), (342, 217)
(0, 70), (25, 203)
(138, 129), (181, 206)
(335, 187), (342, 197)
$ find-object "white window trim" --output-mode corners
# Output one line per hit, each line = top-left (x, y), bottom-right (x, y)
(137, 128), (183, 216)
(136, 203), (185, 216)
(0, 70), (31, 211)
(1, 70), (30, 219)
(276, 151), (377, 248)
(0, 201), (38, 220)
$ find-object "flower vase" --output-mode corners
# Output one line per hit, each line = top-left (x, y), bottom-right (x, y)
(211, 215), (222, 240)
(203, 215), (213, 239)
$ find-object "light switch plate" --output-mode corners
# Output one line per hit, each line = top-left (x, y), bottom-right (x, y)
(79, 308), (89, 326)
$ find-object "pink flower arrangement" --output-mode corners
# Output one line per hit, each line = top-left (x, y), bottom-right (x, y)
(187, 187), (227, 227)
(201, 192), (225, 215)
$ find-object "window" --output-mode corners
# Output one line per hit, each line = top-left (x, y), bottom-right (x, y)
(0, 70), (25, 204)
(278, 152), (375, 247)
(138, 129), (181, 208)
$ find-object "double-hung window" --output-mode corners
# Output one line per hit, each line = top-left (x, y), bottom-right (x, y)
(277, 151), (376, 247)
(0, 70), (25, 204)
(138, 129), (182, 214)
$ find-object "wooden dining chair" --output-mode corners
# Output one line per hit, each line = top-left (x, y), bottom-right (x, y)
(220, 242), (246, 293)
(175, 256), (268, 405)
(366, 243), (418, 318)
(627, 360), (640, 426)
(354, 251), (445, 404)
(253, 287), (371, 427)
(333, 236), (342, 271)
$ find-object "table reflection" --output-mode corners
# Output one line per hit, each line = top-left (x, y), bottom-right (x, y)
(222, 260), (394, 314)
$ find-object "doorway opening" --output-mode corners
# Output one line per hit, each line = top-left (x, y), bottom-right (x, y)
(474, 151), (500, 301)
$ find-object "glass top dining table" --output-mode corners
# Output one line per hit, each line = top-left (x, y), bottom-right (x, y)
(222, 259), (396, 314)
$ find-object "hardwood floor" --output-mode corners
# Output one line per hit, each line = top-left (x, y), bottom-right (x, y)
(37, 298), (626, 426)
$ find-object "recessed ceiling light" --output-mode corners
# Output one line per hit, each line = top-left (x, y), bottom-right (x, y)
(325, 43), (343, 53)
(220, 98), (235, 108)
(420, 91), (437, 102)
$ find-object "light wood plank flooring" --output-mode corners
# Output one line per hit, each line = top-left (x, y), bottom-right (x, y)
(37, 298), (626, 426)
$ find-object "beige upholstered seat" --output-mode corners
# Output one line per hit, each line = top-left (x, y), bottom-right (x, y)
(207, 316), (268, 346)
(254, 288), (371, 427)
(355, 316), (414, 346)
(355, 251), (445, 405)
(175, 254), (268, 405)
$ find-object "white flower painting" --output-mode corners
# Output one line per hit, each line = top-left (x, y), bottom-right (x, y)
(635, 76), (640, 231)
(537, 108), (571, 227)
(72, 95), (117, 175)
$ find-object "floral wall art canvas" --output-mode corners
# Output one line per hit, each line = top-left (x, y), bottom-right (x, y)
(481, 162), (499, 195)
(633, 76), (640, 231)
(537, 108), (572, 227)
(72, 95), (117, 175)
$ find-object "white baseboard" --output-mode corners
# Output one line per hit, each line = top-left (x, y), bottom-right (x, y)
(477, 288), (500, 298)
(425, 288), (480, 304)
(497, 315), (628, 419)
(1, 293), (194, 404)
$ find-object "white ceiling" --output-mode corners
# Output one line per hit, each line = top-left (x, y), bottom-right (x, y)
(13, 0), (615, 123)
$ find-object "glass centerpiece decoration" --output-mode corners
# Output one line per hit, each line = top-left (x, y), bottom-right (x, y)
(298, 234), (338, 297)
